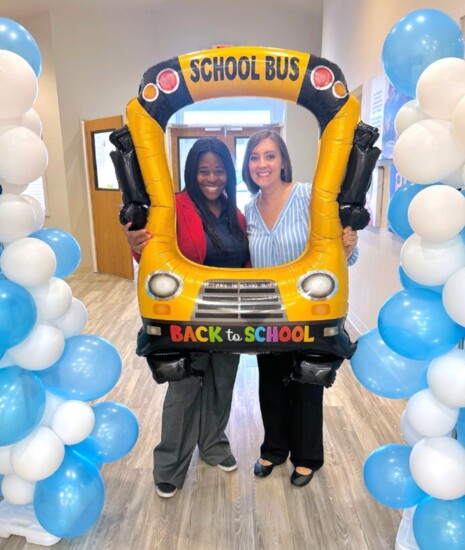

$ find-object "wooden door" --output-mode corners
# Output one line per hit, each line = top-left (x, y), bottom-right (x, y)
(84, 116), (134, 280)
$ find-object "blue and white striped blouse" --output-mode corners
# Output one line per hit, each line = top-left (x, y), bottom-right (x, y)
(244, 181), (359, 268)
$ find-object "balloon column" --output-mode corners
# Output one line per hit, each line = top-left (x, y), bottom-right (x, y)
(351, 9), (465, 550)
(0, 18), (139, 542)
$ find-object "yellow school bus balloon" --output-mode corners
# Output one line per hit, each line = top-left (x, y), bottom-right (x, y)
(124, 47), (360, 357)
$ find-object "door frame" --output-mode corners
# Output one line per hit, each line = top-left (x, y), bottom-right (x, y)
(169, 125), (282, 191)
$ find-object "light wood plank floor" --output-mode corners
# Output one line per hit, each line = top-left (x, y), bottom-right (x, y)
(1, 273), (406, 550)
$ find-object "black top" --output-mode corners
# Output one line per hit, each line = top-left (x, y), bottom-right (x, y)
(203, 204), (249, 268)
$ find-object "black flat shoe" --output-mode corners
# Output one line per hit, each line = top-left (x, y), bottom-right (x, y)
(254, 459), (275, 477)
(290, 469), (314, 487)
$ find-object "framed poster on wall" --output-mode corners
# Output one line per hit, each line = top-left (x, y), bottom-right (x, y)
(369, 74), (410, 160)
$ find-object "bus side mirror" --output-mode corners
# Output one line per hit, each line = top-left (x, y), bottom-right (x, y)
(109, 125), (150, 231)
(338, 122), (381, 230)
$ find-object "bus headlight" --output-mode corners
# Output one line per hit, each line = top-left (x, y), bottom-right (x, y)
(146, 271), (182, 300)
(298, 271), (337, 300)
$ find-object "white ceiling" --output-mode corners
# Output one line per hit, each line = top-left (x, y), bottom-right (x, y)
(1, 0), (323, 20)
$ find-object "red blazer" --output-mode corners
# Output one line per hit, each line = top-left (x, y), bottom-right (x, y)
(133, 191), (248, 265)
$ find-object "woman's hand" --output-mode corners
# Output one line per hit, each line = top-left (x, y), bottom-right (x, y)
(342, 226), (358, 259)
(121, 222), (152, 254)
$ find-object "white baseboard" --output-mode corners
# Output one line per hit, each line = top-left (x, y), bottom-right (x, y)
(346, 310), (369, 337)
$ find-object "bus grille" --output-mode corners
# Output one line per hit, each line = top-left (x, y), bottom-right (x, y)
(192, 280), (287, 322)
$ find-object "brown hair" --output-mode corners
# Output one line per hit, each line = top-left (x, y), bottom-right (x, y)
(241, 130), (293, 194)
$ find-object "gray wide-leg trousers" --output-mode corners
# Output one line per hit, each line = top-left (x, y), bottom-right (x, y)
(153, 353), (239, 488)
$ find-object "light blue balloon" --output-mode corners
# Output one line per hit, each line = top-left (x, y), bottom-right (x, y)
(413, 495), (465, 550)
(71, 402), (139, 463)
(382, 9), (464, 97)
(0, 18), (42, 77)
(457, 408), (465, 447)
(378, 289), (465, 360)
(387, 183), (424, 239)
(363, 444), (427, 509)
(398, 266), (443, 295)
(0, 474), (3, 497)
(38, 335), (122, 401)
(351, 328), (428, 399)
(33, 448), (105, 538)
(31, 228), (81, 279)
(0, 366), (46, 446)
(0, 280), (37, 356)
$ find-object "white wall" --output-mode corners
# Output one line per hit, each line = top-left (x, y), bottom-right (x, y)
(322, 0), (465, 334)
(14, 1), (323, 272)
(20, 12), (70, 233)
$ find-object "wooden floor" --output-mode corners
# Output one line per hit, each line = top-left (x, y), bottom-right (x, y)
(1, 273), (406, 550)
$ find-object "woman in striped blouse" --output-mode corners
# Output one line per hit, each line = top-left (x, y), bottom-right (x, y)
(242, 130), (358, 488)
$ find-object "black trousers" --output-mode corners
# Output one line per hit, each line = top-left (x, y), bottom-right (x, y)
(257, 353), (324, 470)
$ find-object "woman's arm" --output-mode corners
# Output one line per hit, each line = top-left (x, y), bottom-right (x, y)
(342, 226), (358, 265)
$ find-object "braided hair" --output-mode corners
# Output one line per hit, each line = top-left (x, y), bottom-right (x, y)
(184, 138), (246, 252)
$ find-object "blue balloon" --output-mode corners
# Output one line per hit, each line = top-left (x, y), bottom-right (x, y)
(31, 228), (81, 278)
(387, 183), (425, 239)
(457, 408), (465, 447)
(363, 444), (427, 509)
(398, 266), (443, 295)
(0, 366), (46, 446)
(38, 335), (122, 401)
(34, 448), (105, 538)
(0, 18), (42, 77)
(378, 289), (465, 360)
(382, 9), (464, 97)
(0, 279), (37, 356)
(72, 402), (139, 463)
(351, 328), (428, 398)
(413, 495), (465, 550)
(0, 474), (3, 497)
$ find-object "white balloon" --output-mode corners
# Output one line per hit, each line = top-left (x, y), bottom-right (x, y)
(1, 475), (35, 505)
(0, 445), (13, 475)
(443, 267), (465, 327)
(453, 93), (465, 152)
(11, 427), (65, 481)
(51, 297), (88, 337)
(0, 193), (36, 243)
(393, 120), (465, 184)
(405, 389), (458, 438)
(441, 163), (465, 188)
(31, 277), (73, 322)
(400, 410), (425, 447)
(0, 115), (22, 126)
(8, 323), (65, 371)
(0, 109), (41, 136)
(51, 401), (95, 445)
(417, 58), (465, 120)
(401, 233), (465, 286)
(0, 181), (29, 194)
(410, 437), (465, 500)
(408, 185), (465, 241)
(428, 349), (465, 407)
(21, 194), (45, 231)
(395, 100), (428, 137)
(0, 237), (56, 288)
(21, 108), (42, 136)
(39, 391), (66, 428)
(0, 50), (38, 118)
(0, 126), (48, 186)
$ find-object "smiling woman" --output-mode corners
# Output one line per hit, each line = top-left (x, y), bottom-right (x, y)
(111, 46), (373, 365)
